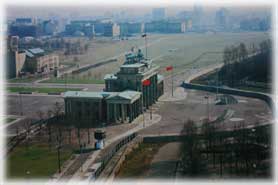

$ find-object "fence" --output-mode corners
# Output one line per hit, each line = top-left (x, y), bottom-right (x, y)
(6, 116), (58, 155)
(94, 132), (137, 179)
(71, 58), (117, 74)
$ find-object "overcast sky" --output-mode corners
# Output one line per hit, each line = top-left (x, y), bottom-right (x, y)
(5, 5), (271, 20)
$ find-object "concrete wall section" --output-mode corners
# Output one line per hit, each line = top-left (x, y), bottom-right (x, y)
(181, 82), (274, 109)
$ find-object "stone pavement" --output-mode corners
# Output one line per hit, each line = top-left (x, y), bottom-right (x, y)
(159, 87), (188, 102)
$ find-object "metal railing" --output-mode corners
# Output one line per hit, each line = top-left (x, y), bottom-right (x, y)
(94, 132), (137, 179)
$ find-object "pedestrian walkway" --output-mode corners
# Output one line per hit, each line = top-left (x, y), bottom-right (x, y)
(159, 87), (188, 102)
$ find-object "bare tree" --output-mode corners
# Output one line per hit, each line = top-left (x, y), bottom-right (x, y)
(223, 46), (232, 66)
(47, 110), (53, 148)
(36, 110), (45, 133)
(239, 43), (248, 61)
(201, 119), (216, 164)
(23, 119), (32, 152)
(181, 119), (205, 176)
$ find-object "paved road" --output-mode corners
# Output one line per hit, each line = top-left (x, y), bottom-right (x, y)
(5, 83), (105, 91)
(5, 94), (64, 135)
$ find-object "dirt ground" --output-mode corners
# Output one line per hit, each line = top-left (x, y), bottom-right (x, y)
(146, 142), (182, 179)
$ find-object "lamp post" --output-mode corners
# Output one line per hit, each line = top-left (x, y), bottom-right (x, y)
(142, 33), (147, 59)
(142, 79), (151, 124)
(80, 143), (85, 172)
(19, 93), (23, 116)
(56, 145), (61, 173)
(171, 69), (174, 97)
(26, 170), (30, 180)
(141, 94), (145, 128)
(166, 66), (174, 97)
(204, 94), (210, 121)
(56, 136), (62, 173)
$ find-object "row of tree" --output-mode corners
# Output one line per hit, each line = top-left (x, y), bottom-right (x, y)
(223, 39), (271, 66)
(180, 119), (271, 178)
(220, 39), (272, 87)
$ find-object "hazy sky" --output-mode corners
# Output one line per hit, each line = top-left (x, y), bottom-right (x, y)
(5, 5), (271, 20)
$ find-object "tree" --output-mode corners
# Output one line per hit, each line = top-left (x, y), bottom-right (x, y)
(23, 119), (32, 152)
(53, 102), (64, 118)
(66, 116), (73, 144)
(239, 43), (248, 61)
(36, 110), (45, 133)
(47, 110), (53, 148)
(52, 102), (66, 146)
(201, 119), (216, 166)
(223, 46), (232, 66)
(181, 119), (206, 176)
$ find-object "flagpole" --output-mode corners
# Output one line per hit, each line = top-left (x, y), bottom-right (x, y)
(145, 33), (147, 59)
(142, 93), (145, 128)
(171, 68), (174, 97)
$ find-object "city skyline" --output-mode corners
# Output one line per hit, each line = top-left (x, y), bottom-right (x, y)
(6, 5), (271, 20)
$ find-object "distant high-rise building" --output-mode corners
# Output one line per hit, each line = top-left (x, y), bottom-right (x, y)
(192, 4), (203, 29)
(9, 17), (42, 37)
(65, 20), (95, 37)
(9, 24), (42, 37)
(103, 23), (120, 37)
(152, 8), (165, 21)
(215, 8), (229, 29)
(176, 11), (192, 21)
(42, 20), (58, 35)
(145, 20), (187, 33)
(6, 36), (26, 79)
(15, 18), (34, 25)
(119, 22), (144, 37)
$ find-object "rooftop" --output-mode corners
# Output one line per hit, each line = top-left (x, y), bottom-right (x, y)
(106, 90), (141, 102)
(64, 91), (114, 99)
(118, 90), (141, 100)
(120, 63), (145, 68)
(28, 48), (44, 54)
(104, 74), (117, 80)
(158, 74), (164, 82)
(25, 48), (45, 57)
(64, 90), (141, 101)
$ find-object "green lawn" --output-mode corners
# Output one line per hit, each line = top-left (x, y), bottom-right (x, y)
(40, 77), (104, 84)
(7, 143), (72, 178)
(7, 87), (82, 93)
(5, 118), (17, 124)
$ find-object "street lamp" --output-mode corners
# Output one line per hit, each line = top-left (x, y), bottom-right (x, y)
(56, 136), (62, 173)
(80, 143), (86, 172)
(142, 79), (151, 126)
(204, 94), (210, 121)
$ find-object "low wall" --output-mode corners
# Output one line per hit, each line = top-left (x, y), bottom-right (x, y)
(181, 82), (274, 109)
(143, 135), (187, 143)
(72, 58), (117, 74)
(107, 136), (143, 181)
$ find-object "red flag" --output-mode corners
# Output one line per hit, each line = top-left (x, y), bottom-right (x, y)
(166, 66), (173, 71)
(142, 79), (151, 86)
